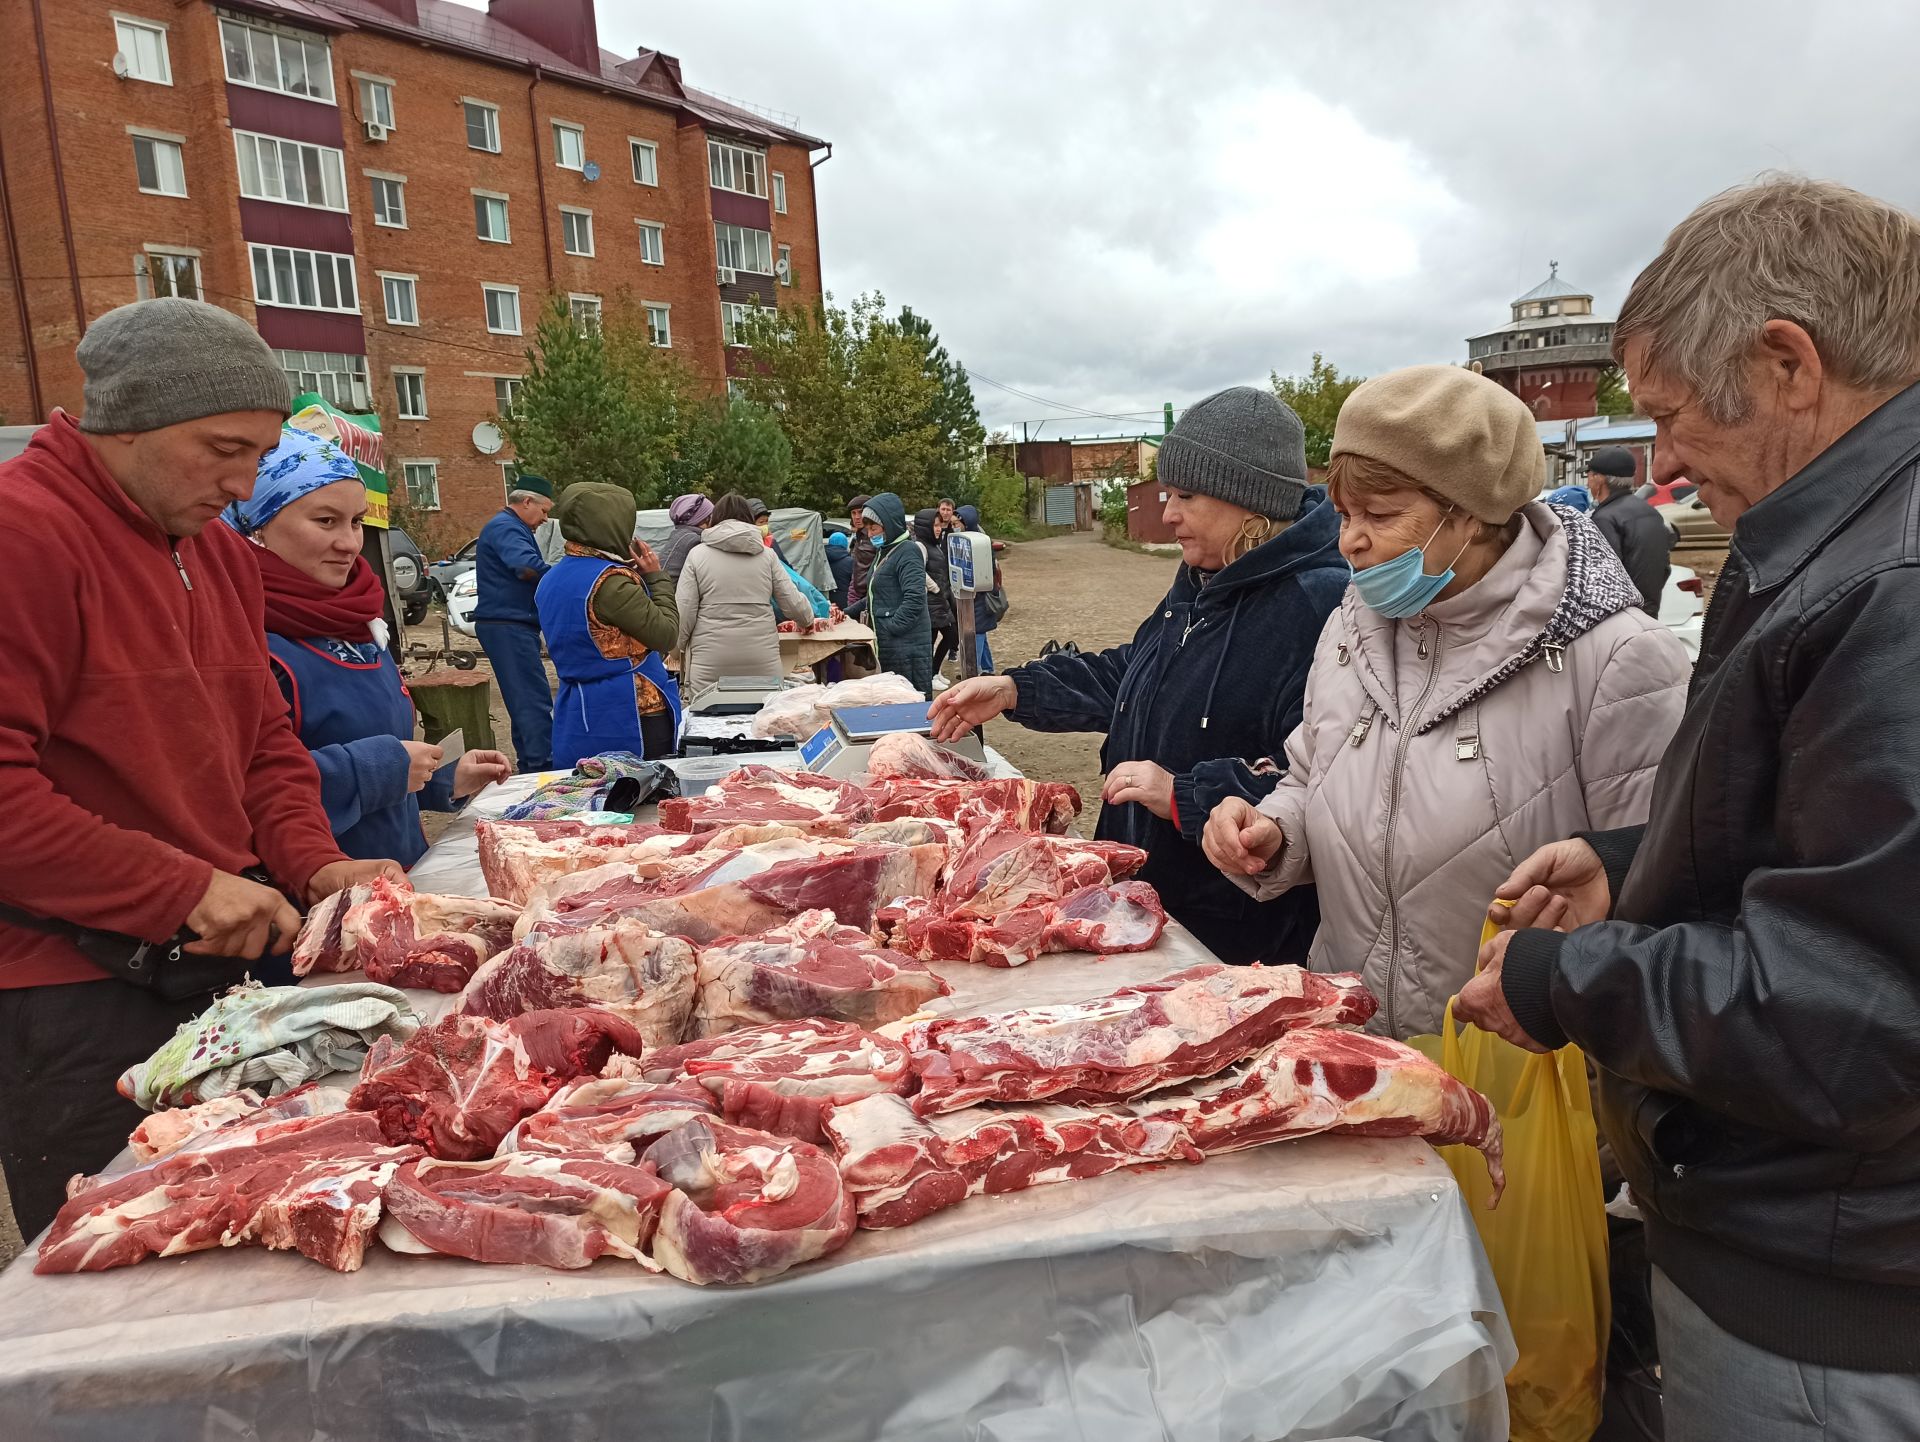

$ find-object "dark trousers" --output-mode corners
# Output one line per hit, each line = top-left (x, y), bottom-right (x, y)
(0, 979), (215, 1241)
(931, 623), (959, 676)
(476, 620), (553, 773)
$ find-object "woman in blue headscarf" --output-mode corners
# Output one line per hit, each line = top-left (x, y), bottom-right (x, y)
(226, 429), (509, 866)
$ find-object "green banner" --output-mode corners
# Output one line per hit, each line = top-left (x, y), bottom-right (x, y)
(286, 391), (389, 528)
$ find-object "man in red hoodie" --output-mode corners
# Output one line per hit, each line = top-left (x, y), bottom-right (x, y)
(0, 298), (399, 1238)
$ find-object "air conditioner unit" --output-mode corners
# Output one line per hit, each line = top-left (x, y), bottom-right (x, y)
(364, 121), (390, 143)
(716, 266), (736, 286)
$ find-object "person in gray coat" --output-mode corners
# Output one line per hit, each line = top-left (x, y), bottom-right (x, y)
(674, 492), (814, 693)
(858, 493), (933, 696)
(1587, 447), (1676, 615)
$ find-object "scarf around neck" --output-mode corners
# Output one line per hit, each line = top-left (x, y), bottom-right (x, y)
(254, 546), (385, 643)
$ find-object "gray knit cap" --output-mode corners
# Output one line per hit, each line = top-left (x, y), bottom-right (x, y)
(77, 298), (292, 434)
(1156, 386), (1309, 521)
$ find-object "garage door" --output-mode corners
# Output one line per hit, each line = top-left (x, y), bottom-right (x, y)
(1044, 485), (1077, 526)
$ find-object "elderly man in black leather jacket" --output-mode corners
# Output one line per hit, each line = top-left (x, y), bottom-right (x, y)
(1459, 177), (1920, 1438)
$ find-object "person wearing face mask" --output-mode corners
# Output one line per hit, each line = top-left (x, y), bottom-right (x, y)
(930, 387), (1348, 964)
(858, 493), (934, 696)
(1200, 365), (1690, 1037)
(227, 429), (511, 864)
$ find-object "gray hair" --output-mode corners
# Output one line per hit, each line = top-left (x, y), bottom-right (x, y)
(508, 489), (548, 505)
(1613, 175), (1920, 423)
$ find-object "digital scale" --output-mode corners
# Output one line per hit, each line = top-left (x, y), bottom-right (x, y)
(685, 675), (796, 716)
(798, 701), (986, 780)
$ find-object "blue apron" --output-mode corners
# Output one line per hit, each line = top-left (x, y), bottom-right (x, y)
(537, 555), (683, 768)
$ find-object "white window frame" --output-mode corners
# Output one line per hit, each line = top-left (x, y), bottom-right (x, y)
(367, 171), (407, 228)
(722, 300), (773, 347)
(401, 459), (440, 511)
(636, 220), (665, 266)
(644, 303), (671, 349)
(249, 242), (359, 314)
(560, 205), (594, 257)
(378, 271), (419, 327)
(463, 98), (500, 153)
(778, 242), (792, 287)
(472, 189), (510, 244)
(134, 245), (201, 302)
(714, 221), (773, 275)
(392, 367), (427, 421)
(354, 72), (395, 130)
(629, 138), (658, 186)
(499, 461), (523, 496)
(277, 349), (369, 411)
(113, 15), (172, 85)
(234, 130), (347, 212)
(128, 128), (186, 198)
(772, 171), (787, 214)
(552, 120), (585, 171)
(482, 283), (521, 336)
(707, 138), (767, 198)
(492, 376), (523, 416)
(569, 293), (602, 335)
(219, 16), (335, 105)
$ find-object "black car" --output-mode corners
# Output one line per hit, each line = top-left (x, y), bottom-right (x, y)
(386, 529), (434, 627)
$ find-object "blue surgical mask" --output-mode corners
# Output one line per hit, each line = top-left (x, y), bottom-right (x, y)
(1349, 516), (1471, 620)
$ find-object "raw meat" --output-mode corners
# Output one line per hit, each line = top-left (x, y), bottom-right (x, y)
(884, 880), (1169, 967)
(863, 732), (990, 783)
(644, 1118), (857, 1284)
(458, 919), (698, 1050)
(498, 1077), (720, 1161)
(293, 877), (521, 992)
(349, 1008), (645, 1160)
(478, 818), (671, 904)
(864, 777), (1080, 835)
(658, 765), (872, 835)
(379, 1153), (672, 1270)
(941, 832), (1147, 915)
(748, 673), (924, 741)
(125, 1084), (341, 1163)
(38, 1106), (417, 1274)
(691, 909), (950, 1038)
(906, 962), (1377, 1114)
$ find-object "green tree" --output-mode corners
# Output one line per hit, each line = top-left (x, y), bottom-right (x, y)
(1270, 352), (1366, 470)
(899, 306), (985, 502)
(974, 456), (1027, 534)
(673, 395), (792, 501)
(1594, 365), (1633, 418)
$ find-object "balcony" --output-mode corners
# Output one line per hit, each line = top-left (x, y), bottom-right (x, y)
(1472, 341), (1615, 375)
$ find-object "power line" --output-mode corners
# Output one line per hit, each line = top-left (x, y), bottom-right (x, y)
(963, 366), (1175, 426)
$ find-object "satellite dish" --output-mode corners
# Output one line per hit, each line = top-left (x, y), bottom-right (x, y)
(471, 420), (504, 455)
(774, 256), (791, 279)
(582, 160), (601, 182)
(111, 51), (131, 79)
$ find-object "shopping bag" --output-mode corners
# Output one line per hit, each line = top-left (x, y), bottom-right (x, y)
(1424, 922), (1611, 1442)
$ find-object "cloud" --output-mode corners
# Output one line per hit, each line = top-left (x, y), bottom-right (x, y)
(595, 0), (1920, 431)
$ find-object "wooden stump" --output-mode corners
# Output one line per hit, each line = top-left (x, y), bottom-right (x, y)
(411, 669), (496, 750)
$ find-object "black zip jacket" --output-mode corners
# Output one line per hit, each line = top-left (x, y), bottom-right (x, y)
(1502, 379), (1920, 1371)
(1592, 488), (1676, 616)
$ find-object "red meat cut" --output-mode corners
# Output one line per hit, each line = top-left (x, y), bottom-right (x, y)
(497, 1076), (720, 1161)
(658, 765), (872, 834)
(643, 1118), (857, 1284)
(380, 1152), (673, 1270)
(348, 1007), (645, 1160)
(884, 880), (1170, 967)
(906, 962), (1377, 1114)
(479, 818), (846, 907)
(862, 732), (990, 782)
(293, 877), (521, 992)
(458, 918), (698, 1049)
(940, 831), (1147, 915)
(691, 908), (951, 1038)
(863, 776), (1079, 834)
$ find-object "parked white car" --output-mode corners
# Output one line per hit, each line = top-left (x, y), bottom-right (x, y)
(1660, 564), (1704, 660)
(447, 570), (479, 637)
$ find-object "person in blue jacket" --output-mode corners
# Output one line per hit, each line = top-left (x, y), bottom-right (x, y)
(931, 387), (1345, 964)
(226, 429), (510, 867)
(536, 482), (683, 767)
(854, 493), (933, 696)
(474, 475), (556, 772)
(824, 529), (855, 609)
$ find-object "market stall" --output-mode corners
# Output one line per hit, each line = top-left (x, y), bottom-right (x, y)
(0, 762), (1514, 1441)
(779, 615), (877, 675)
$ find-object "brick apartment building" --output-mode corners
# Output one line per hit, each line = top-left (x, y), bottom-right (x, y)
(0, 0), (827, 535)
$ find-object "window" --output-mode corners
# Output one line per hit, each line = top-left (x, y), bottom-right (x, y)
(630, 138), (658, 186)
(772, 171), (787, 214)
(569, 294), (602, 335)
(493, 376), (523, 416)
(276, 349), (369, 410)
(220, 17), (334, 103)
(645, 304), (670, 348)
(131, 132), (186, 197)
(380, 273), (418, 326)
(356, 75), (394, 129)
(722, 301), (772, 346)
(393, 369), (427, 420)
(714, 222), (773, 274)
(707, 139), (766, 197)
(402, 461), (439, 510)
(637, 221), (664, 266)
(249, 242), (358, 313)
(369, 174), (406, 227)
(114, 16), (171, 84)
(133, 248), (200, 301)
(499, 462), (522, 494)
(235, 131), (347, 211)
(552, 121), (585, 171)
(482, 284), (521, 335)
(561, 207), (594, 257)
(464, 100), (500, 153)
(778, 243), (792, 287)
(473, 192), (510, 243)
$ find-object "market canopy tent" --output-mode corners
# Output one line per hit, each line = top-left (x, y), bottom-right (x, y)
(636, 506), (833, 594)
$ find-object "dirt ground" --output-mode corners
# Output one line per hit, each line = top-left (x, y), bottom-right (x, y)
(0, 531), (1173, 1268)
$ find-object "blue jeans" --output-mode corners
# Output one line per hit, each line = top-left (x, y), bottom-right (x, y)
(476, 620), (553, 773)
(975, 634), (995, 673)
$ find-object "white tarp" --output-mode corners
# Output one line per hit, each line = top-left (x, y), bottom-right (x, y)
(636, 505), (833, 595)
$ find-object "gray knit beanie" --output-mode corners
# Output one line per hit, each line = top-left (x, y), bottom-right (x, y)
(77, 298), (292, 434)
(1155, 386), (1309, 521)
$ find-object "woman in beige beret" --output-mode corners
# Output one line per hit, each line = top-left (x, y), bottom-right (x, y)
(1202, 365), (1691, 1039)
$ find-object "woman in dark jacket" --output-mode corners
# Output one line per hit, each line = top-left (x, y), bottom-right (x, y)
(857, 493), (933, 696)
(658, 493), (712, 580)
(912, 507), (959, 679)
(953, 504), (1003, 672)
(931, 387), (1345, 964)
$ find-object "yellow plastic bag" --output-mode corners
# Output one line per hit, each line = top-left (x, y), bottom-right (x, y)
(1420, 922), (1611, 1442)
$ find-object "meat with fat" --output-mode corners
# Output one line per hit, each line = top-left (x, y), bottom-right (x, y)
(939, 831), (1147, 915)
(658, 766), (872, 835)
(458, 918), (697, 1050)
(691, 908), (951, 1038)
(498, 1076), (720, 1161)
(479, 819), (831, 907)
(125, 1083), (342, 1164)
(863, 776), (1080, 835)
(293, 877), (521, 992)
(884, 880), (1169, 967)
(862, 732), (990, 782)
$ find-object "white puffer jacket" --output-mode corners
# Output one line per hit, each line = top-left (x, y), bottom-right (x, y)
(1234, 503), (1690, 1038)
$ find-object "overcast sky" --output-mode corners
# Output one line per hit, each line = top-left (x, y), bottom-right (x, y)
(596, 1), (1920, 436)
